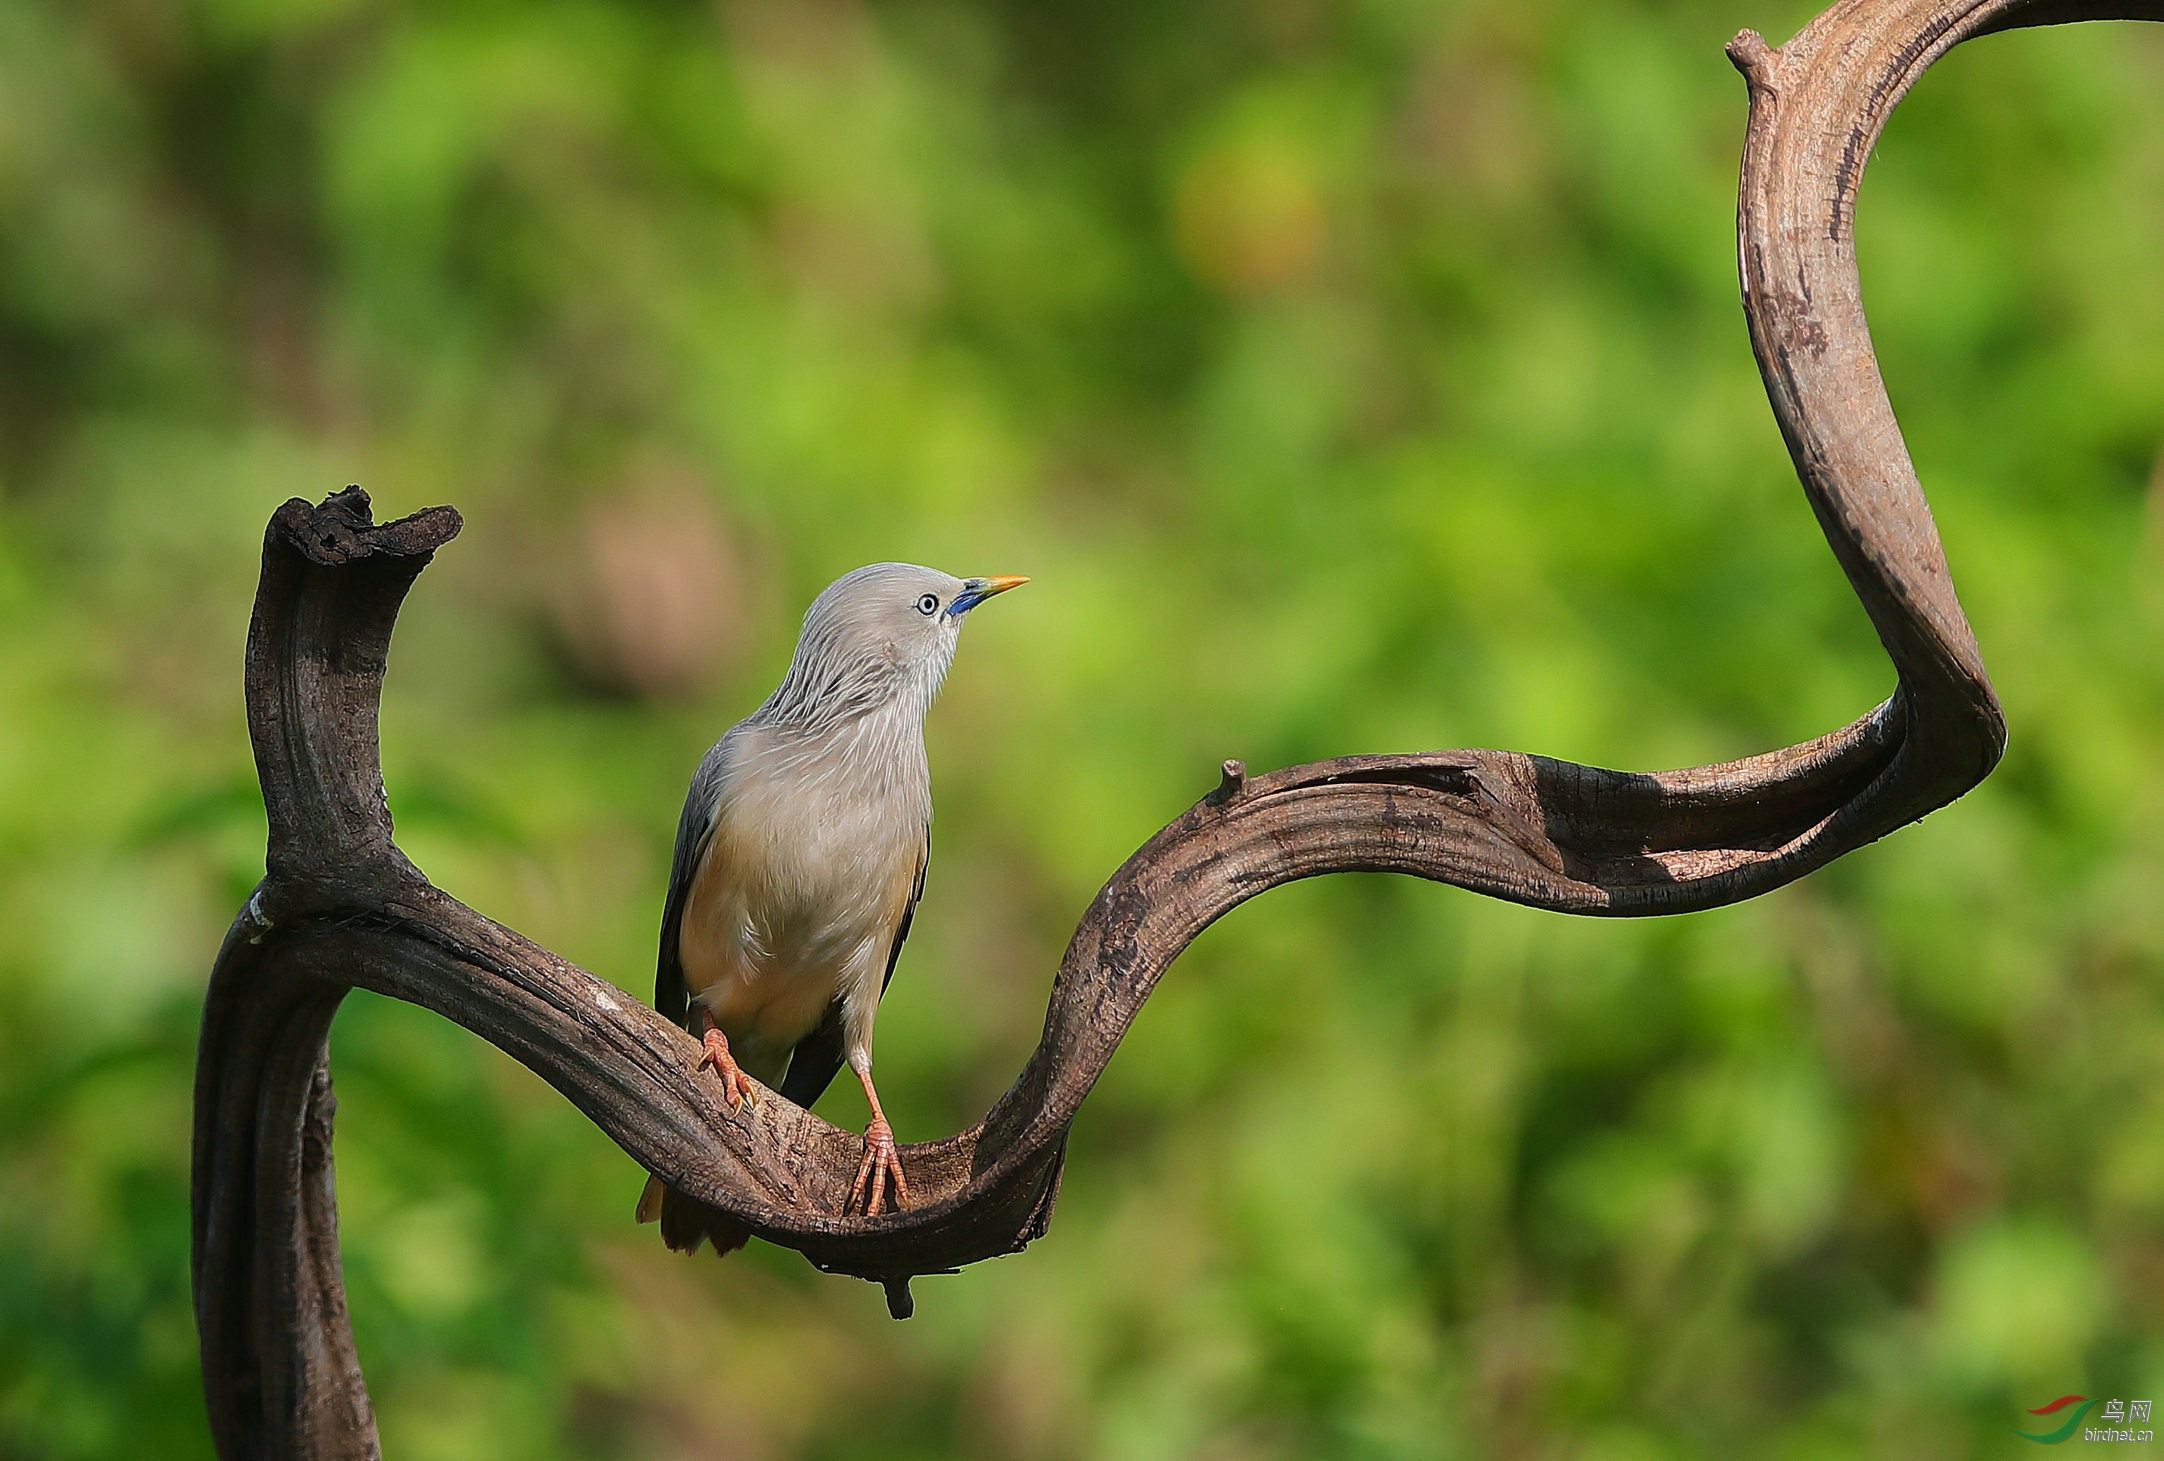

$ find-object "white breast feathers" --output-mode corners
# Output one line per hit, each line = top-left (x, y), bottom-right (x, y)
(675, 717), (928, 1084)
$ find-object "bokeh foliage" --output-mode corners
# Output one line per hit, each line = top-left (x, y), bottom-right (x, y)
(2, 0), (2162, 1456)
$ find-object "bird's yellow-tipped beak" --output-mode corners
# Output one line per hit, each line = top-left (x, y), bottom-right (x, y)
(950, 575), (1029, 616)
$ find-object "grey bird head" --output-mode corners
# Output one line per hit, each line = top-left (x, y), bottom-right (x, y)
(755, 562), (1027, 732)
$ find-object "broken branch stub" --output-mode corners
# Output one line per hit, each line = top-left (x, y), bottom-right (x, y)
(193, 0), (2160, 1454)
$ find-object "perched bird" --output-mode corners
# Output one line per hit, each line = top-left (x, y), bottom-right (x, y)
(636, 562), (1027, 1254)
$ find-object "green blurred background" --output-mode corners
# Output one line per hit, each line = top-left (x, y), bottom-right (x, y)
(1, 0), (2161, 1456)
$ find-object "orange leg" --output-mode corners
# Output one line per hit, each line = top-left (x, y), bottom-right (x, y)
(695, 1007), (757, 1110)
(847, 1067), (910, 1216)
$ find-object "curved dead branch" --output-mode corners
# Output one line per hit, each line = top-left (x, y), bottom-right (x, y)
(193, 0), (2161, 1454)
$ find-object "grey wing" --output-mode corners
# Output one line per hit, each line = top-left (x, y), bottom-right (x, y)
(654, 735), (735, 1029)
(776, 836), (928, 1110)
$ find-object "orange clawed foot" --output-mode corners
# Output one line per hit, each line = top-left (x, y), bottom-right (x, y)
(697, 1027), (758, 1110)
(849, 1115), (910, 1216)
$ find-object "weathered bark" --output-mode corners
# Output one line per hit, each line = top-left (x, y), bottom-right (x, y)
(192, 0), (2161, 1453)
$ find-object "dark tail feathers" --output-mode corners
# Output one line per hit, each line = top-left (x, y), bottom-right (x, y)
(636, 1173), (750, 1257)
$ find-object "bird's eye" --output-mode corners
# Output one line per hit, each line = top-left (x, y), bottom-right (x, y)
(916, 592), (941, 616)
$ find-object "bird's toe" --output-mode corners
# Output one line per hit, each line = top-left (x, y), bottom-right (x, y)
(849, 1118), (909, 1215)
(697, 1029), (757, 1111)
